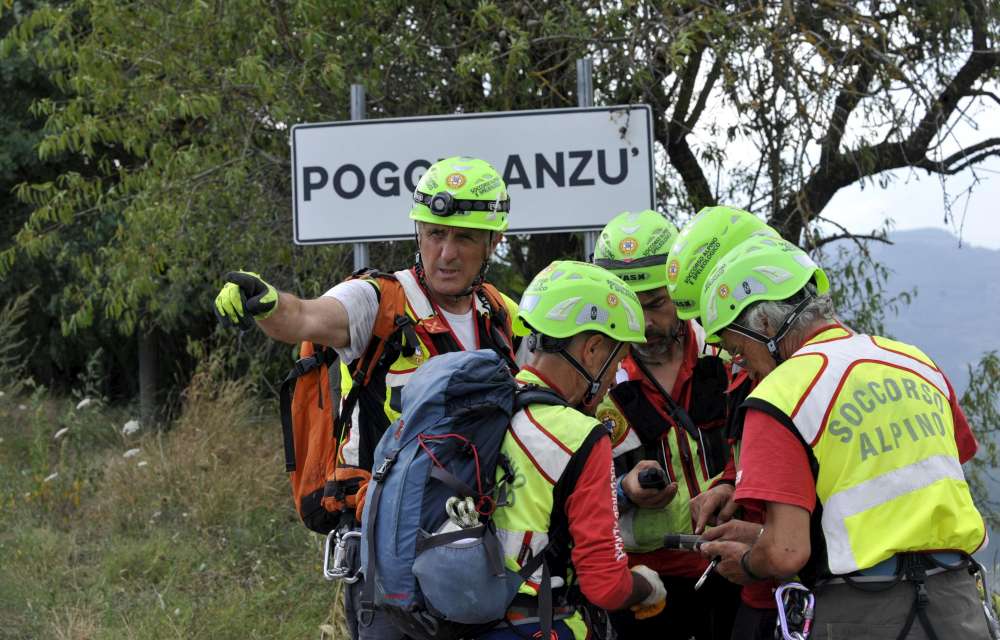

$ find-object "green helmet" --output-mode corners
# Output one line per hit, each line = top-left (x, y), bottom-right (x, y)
(666, 206), (780, 320)
(518, 261), (646, 344)
(409, 156), (509, 232)
(593, 210), (679, 292)
(699, 235), (830, 345)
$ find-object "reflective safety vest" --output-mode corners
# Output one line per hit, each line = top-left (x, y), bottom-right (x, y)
(598, 323), (732, 553)
(493, 371), (609, 612)
(744, 326), (985, 576)
(338, 268), (518, 471)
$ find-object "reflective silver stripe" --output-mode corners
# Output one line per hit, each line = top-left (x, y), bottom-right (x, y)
(792, 335), (949, 443)
(821, 454), (966, 574)
(340, 403), (361, 465)
(395, 269), (434, 319)
(509, 410), (573, 485)
(612, 428), (642, 457)
(385, 370), (414, 389)
(618, 508), (640, 548)
(496, 528), (549, 584)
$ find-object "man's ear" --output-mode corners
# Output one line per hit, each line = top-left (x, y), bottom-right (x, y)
(579, 332), (607, 369)
(485, 231), (503, 259)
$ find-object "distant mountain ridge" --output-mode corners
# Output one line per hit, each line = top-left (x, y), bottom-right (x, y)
(852, 227), (1000, 393)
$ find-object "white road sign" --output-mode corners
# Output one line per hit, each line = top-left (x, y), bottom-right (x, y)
(291, 105), (655, 244)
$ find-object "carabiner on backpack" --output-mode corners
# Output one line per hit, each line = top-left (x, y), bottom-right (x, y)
(323, 527), (362, 583)
(775, 582), (814, 640)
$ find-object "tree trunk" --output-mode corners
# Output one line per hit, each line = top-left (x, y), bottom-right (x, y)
(138, 328), (158, 427)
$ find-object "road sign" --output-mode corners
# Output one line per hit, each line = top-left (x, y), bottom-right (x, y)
(291, 105), (655, 244)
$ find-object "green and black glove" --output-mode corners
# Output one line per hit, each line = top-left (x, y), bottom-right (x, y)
(214, 271), (278, 330)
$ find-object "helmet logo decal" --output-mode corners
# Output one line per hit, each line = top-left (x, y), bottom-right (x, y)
(733, 277), (767, 301)
(619, 237), (639, 256)
(684, 238), (721, 285)
(445, 173), (467, 189)
(668, 259), (680, 282)
(546, 296), (581, 321)
(718, 284), (730, 298)
(470, 176), (501, 196)
(576, 304), (609, 325)
(607, 293), (619, 307)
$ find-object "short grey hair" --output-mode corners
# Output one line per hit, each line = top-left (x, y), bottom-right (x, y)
(736, 284), (836, 339)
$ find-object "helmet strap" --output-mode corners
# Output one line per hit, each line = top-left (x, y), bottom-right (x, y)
(557, 340), (623, 406)
(727, 294), (813, 366)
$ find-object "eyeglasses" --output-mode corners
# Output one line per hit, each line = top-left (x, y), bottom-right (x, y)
(413, 190), (510, 216)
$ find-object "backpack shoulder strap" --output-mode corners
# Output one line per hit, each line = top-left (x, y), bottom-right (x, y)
(514, 384), (568, 411)
(347, 270), (407, 388)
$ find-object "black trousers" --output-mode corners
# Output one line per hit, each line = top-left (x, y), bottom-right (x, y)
(610, 571), (741, 640)
(729, 603), (778, 640)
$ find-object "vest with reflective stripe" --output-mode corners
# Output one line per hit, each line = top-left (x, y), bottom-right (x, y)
(602, 322), (730, 553)
(747, 326), (985, 575)
(338, 268), (516, 469)
(494, 370), (600, 596)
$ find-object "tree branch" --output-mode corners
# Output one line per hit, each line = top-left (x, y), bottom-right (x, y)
(659, 44), (716, 210)
(773, 0), (1000, 242)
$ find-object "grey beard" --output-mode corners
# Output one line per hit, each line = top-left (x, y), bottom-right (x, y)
(633, 339), (672, 362)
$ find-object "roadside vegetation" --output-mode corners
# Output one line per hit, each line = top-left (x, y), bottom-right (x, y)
(0, 297), (348, 639)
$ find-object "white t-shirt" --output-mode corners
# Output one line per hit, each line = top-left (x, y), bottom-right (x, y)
(323, 279), (476, 362)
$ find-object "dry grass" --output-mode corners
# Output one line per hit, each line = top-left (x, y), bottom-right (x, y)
(0, 357), (350, 639)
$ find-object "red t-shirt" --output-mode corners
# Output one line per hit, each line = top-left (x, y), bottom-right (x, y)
(565, 435), (635, 611)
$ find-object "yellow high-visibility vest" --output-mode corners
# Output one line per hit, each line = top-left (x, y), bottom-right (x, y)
(745, 326), (985, 575)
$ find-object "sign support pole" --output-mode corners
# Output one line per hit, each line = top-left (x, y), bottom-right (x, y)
(351, 84), (369, 271)
(577, 59), (598, 260)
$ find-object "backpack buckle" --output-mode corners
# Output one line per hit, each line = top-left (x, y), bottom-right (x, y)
(373, 454), (397, 482)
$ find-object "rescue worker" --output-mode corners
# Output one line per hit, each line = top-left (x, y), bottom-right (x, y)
(696, 235), (991, 639)
(481, 260), (668, 639)
(589, 210), (740, 639)
(665, 205), (785, 640)
(214, 156), (523, 640)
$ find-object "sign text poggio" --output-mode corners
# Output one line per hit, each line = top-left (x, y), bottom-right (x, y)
(291, 105), (655, 244)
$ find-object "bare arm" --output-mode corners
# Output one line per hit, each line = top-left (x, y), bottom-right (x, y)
(700, 501), (810, 584)
(257, 292), (351, 348)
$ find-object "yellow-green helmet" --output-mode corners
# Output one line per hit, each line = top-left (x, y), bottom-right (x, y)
(700, 235), (830, 346)
(518, 261), (646, 344)
(409, 156), (509, 232)
(667, 206), (780, 320)
(593, 210), (679, 293)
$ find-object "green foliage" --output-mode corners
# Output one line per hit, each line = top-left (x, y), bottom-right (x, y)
(0, 287), (32, 395)
(1, 0), (997, 406)
(961, 352), (1000, 531)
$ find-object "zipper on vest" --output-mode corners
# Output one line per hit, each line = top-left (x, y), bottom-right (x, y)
(674, 429), (701, 499)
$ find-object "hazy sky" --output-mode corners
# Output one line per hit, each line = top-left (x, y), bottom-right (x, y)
(822, 103), (1000, 250)
(825, 158), (1000, 249)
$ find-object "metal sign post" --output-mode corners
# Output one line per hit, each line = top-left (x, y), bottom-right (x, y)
(350, 83), (369, 270)
(577, 58), (599, 260)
